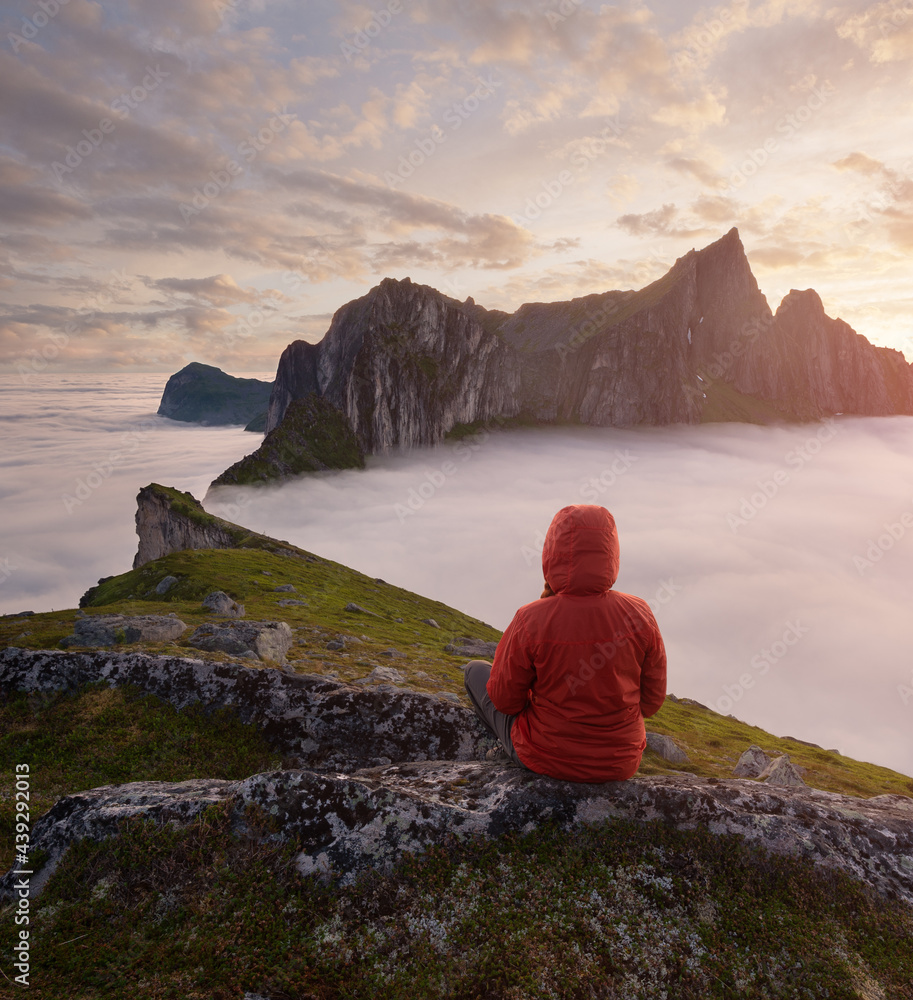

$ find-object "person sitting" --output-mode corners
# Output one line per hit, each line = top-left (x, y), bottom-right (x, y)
(464, 503), (667, 782)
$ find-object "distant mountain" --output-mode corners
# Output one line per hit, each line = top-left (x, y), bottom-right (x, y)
(212, 229), (913, 485)
(157, 362), (273, 430)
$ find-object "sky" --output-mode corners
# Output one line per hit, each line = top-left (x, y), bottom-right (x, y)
(2, 375), (912, 778)
(2, 0), (913, 378)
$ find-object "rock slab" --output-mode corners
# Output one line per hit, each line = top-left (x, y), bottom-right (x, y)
(60, 614), (187, 648)
(4, 763), (913, 909)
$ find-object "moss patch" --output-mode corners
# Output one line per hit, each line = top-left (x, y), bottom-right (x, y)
(6, 806), (912, 999)
(0, 682), (282, 873)
(211, 393), (364, 488)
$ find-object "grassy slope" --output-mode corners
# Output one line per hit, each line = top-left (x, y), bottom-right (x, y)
(2, 544), (912, 997)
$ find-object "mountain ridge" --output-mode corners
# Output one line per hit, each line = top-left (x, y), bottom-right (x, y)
(247, 230), (913, 473)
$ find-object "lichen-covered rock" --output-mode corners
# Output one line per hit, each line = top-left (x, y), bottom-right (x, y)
(201, 591), (245, 618)
(5, 762), (913, 908)
(733, 745), (772, 778)
(758, 754), (806, 787)
(187, 621), (293, 663)
(354, 666), (405, 685)
(0, 648), (494, 772)
(60, 614), (186, 648)
(645, 732), (689, 764)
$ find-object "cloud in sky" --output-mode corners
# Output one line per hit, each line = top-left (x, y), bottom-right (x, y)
(3, 0), (913, 371)
(3, 374), (912, 778)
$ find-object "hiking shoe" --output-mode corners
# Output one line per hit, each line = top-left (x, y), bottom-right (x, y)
(485, 746), (510, 762)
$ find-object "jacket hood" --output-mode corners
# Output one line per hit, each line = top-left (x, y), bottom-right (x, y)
(542, 504), (619, 596)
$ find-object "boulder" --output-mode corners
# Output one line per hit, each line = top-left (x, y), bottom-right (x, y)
(187, 621), (293, 664)
(445, 637), (499, 660)
(344, 602), (381, 617)
(60, 614), (187, 648)
(155, 575), (178, 595)
(758, 755), (806, 787)
(6, 761), (913, 907)
(645, 732), (689, 764)
(274, 584), (296, 593)
(732, 745), (772, 778)
(421, 619), (440, 628)
(201, 591), (245, 618)
(355, 666), (405, 685)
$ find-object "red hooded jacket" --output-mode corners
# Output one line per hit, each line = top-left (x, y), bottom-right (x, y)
(487, 504), (667, 783)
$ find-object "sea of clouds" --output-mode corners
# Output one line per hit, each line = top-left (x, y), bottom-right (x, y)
(2, 373), (912, 777)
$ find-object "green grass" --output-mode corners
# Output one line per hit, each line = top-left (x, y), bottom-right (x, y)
(698, 375), (801, 425)
(3, 805), (911, 999)
(0, 682), (283, 875)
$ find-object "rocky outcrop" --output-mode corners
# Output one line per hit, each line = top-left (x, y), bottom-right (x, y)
(157, 362), (273, 428)
(252, 230), (913, 471)
(5, 761), (913, 906)
(201, 591), (245, 617)
(125, 483), (314, 572)
(210, 393), (365, 489)
(59, 613), (187, 648)
(2, 647), (912, 907)
(0, 648), (494, 771)
(187, 621), (293, 664)
(733, 745), (772, 777)
(266, 277), (522, 450)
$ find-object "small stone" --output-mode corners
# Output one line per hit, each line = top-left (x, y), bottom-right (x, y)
(261, 571), (273, 576)
(202, 591), (245, 618)
(733, 746), (772, 778)
(445, 637), (498, 659)
(155, 575), (179, 595)
(344, 602), (381, 617)
(437, 692), (460, 703)
(394, 617), (403, 623)
(274, 584), (296, 592)
(363, 666), (404, 684)
(326, 640), (346, 651)
(645, 732), (689, 763)
(277, 599), (307, 607)
(379, 648), (402, 658)
(421, 619), (440, 628)
(758, 755), (806, 787)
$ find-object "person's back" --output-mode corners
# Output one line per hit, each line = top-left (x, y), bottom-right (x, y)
(465, 504), (667, 783)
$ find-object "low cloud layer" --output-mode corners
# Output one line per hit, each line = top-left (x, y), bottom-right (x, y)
(3, 377), (912, 778)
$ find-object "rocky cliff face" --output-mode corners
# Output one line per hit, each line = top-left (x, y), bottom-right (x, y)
(157, 362), (273, 428)
(268, 277), (522, 450)
(261, 229), (913, 457)
(130, 483), (308, 570)
(211, 393), (365, 488)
